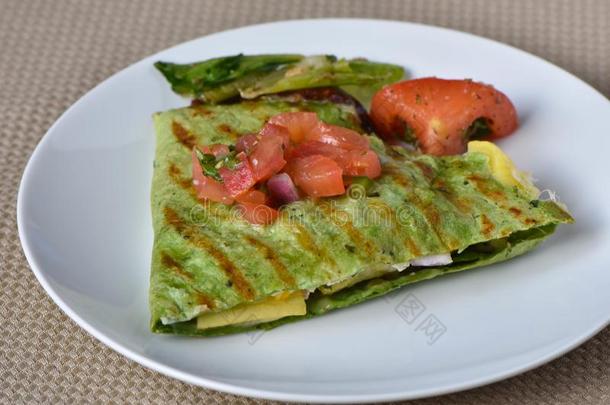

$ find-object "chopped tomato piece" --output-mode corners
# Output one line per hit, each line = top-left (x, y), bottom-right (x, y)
(191, 148), (233, 204)
(249, 133), (286, 182)
(235, 134), (258, 154)
(343, 149), (381, 178)
(199, 143), (230, 158)
(237, 202), (279, 225)
(235, 189), (267, 205)
(287, 155), (345, 197)
(287, 140), (346, 162)
(268, 112), (318, 143)
(219, 152), (256, 197)
(370, 78), (518, 155)
(259, 123), (290, 148)
(288, 141), (380, 179)
(307, 122), (370, 151)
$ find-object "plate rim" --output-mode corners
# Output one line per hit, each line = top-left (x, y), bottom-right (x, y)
(16, 18), (610, 403)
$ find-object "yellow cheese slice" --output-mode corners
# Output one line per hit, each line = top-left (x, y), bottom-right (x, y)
(196, 291), (306, 330)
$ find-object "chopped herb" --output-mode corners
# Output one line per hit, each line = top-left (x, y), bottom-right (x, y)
(464, 117), (492, 140)
(195, 148), (244, 182)
(529, 200), (540, 208)
(401, 123), (418, 146)
(219, 152), (241, 170)
(195, 149), (222, 181)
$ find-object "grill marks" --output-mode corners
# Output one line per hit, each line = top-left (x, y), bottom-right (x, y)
(422, 203), (456, 250)
(480, 214), (495, 237)
(168, 163), (194, 192)
(414, 161), (435, 181)
(509, 207), (522, 217)
(382, 165), (431, 252)
(431, 175), (474, 217)
(194, 292), (216, 309)
(163, 207), (255, 301)
(367, 200), (395, 227)
(161, 253), (193, 281)
(508, 206), (539, 226)
(405, 237), (422, 258)
(413, 161), (465, 250)
(383, 157), (533, 253)
(161, 252), (216, 310)
(382, 164), (410, 188)
(244, 235), (296, 288)
(368, 199), (422, 258)
(382, 163), (451, 250)
(171, 121), (197, 149)
(467, 175), (507, 203)
(443, 191), (472, 215)
(190, 105), (214, 117)
(467, 175), (539, 227)
(318, 201), (377, 258)
(403, 189), (449, 250)
(293, 223), (337, 270)
(217, 123), (239, 139)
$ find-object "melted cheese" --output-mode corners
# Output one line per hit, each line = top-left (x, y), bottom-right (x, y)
(467, 141), (538, 197)
(319, 266), (393, 295)
(196, 291), (306, 330)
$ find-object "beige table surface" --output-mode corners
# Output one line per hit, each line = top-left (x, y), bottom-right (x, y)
(1, 0), (609, 403)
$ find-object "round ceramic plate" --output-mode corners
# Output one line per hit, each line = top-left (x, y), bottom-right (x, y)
(17, 19), (610, 402)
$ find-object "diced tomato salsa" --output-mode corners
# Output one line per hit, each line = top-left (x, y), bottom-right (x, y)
(285, 155), (345, 197)
(219, 152), (256, 197)
(191, 112), (381, 224)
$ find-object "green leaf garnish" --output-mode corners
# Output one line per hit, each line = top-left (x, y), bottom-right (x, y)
(217, 152), (241, 171)
(195, 149), (222, 181)
(195, 147), (244, 182)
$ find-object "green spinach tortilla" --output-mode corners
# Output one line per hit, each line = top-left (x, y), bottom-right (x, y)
(149, 95), (572, 336)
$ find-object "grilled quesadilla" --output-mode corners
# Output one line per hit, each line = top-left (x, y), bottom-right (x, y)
(149, 90), (572, 336)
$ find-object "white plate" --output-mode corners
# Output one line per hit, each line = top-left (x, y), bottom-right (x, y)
(17, 19), (610, 402)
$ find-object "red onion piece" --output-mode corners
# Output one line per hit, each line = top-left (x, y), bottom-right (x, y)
(267, 173), (300, 205)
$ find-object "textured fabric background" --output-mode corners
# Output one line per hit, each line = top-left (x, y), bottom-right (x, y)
(1, 0), (609, 403)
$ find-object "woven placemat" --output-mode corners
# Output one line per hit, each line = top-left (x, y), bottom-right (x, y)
(1, 0), (609, 403)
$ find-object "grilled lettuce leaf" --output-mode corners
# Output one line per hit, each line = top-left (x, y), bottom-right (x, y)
(155, 54), (404, 104)
(149, 96), (572, 336)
